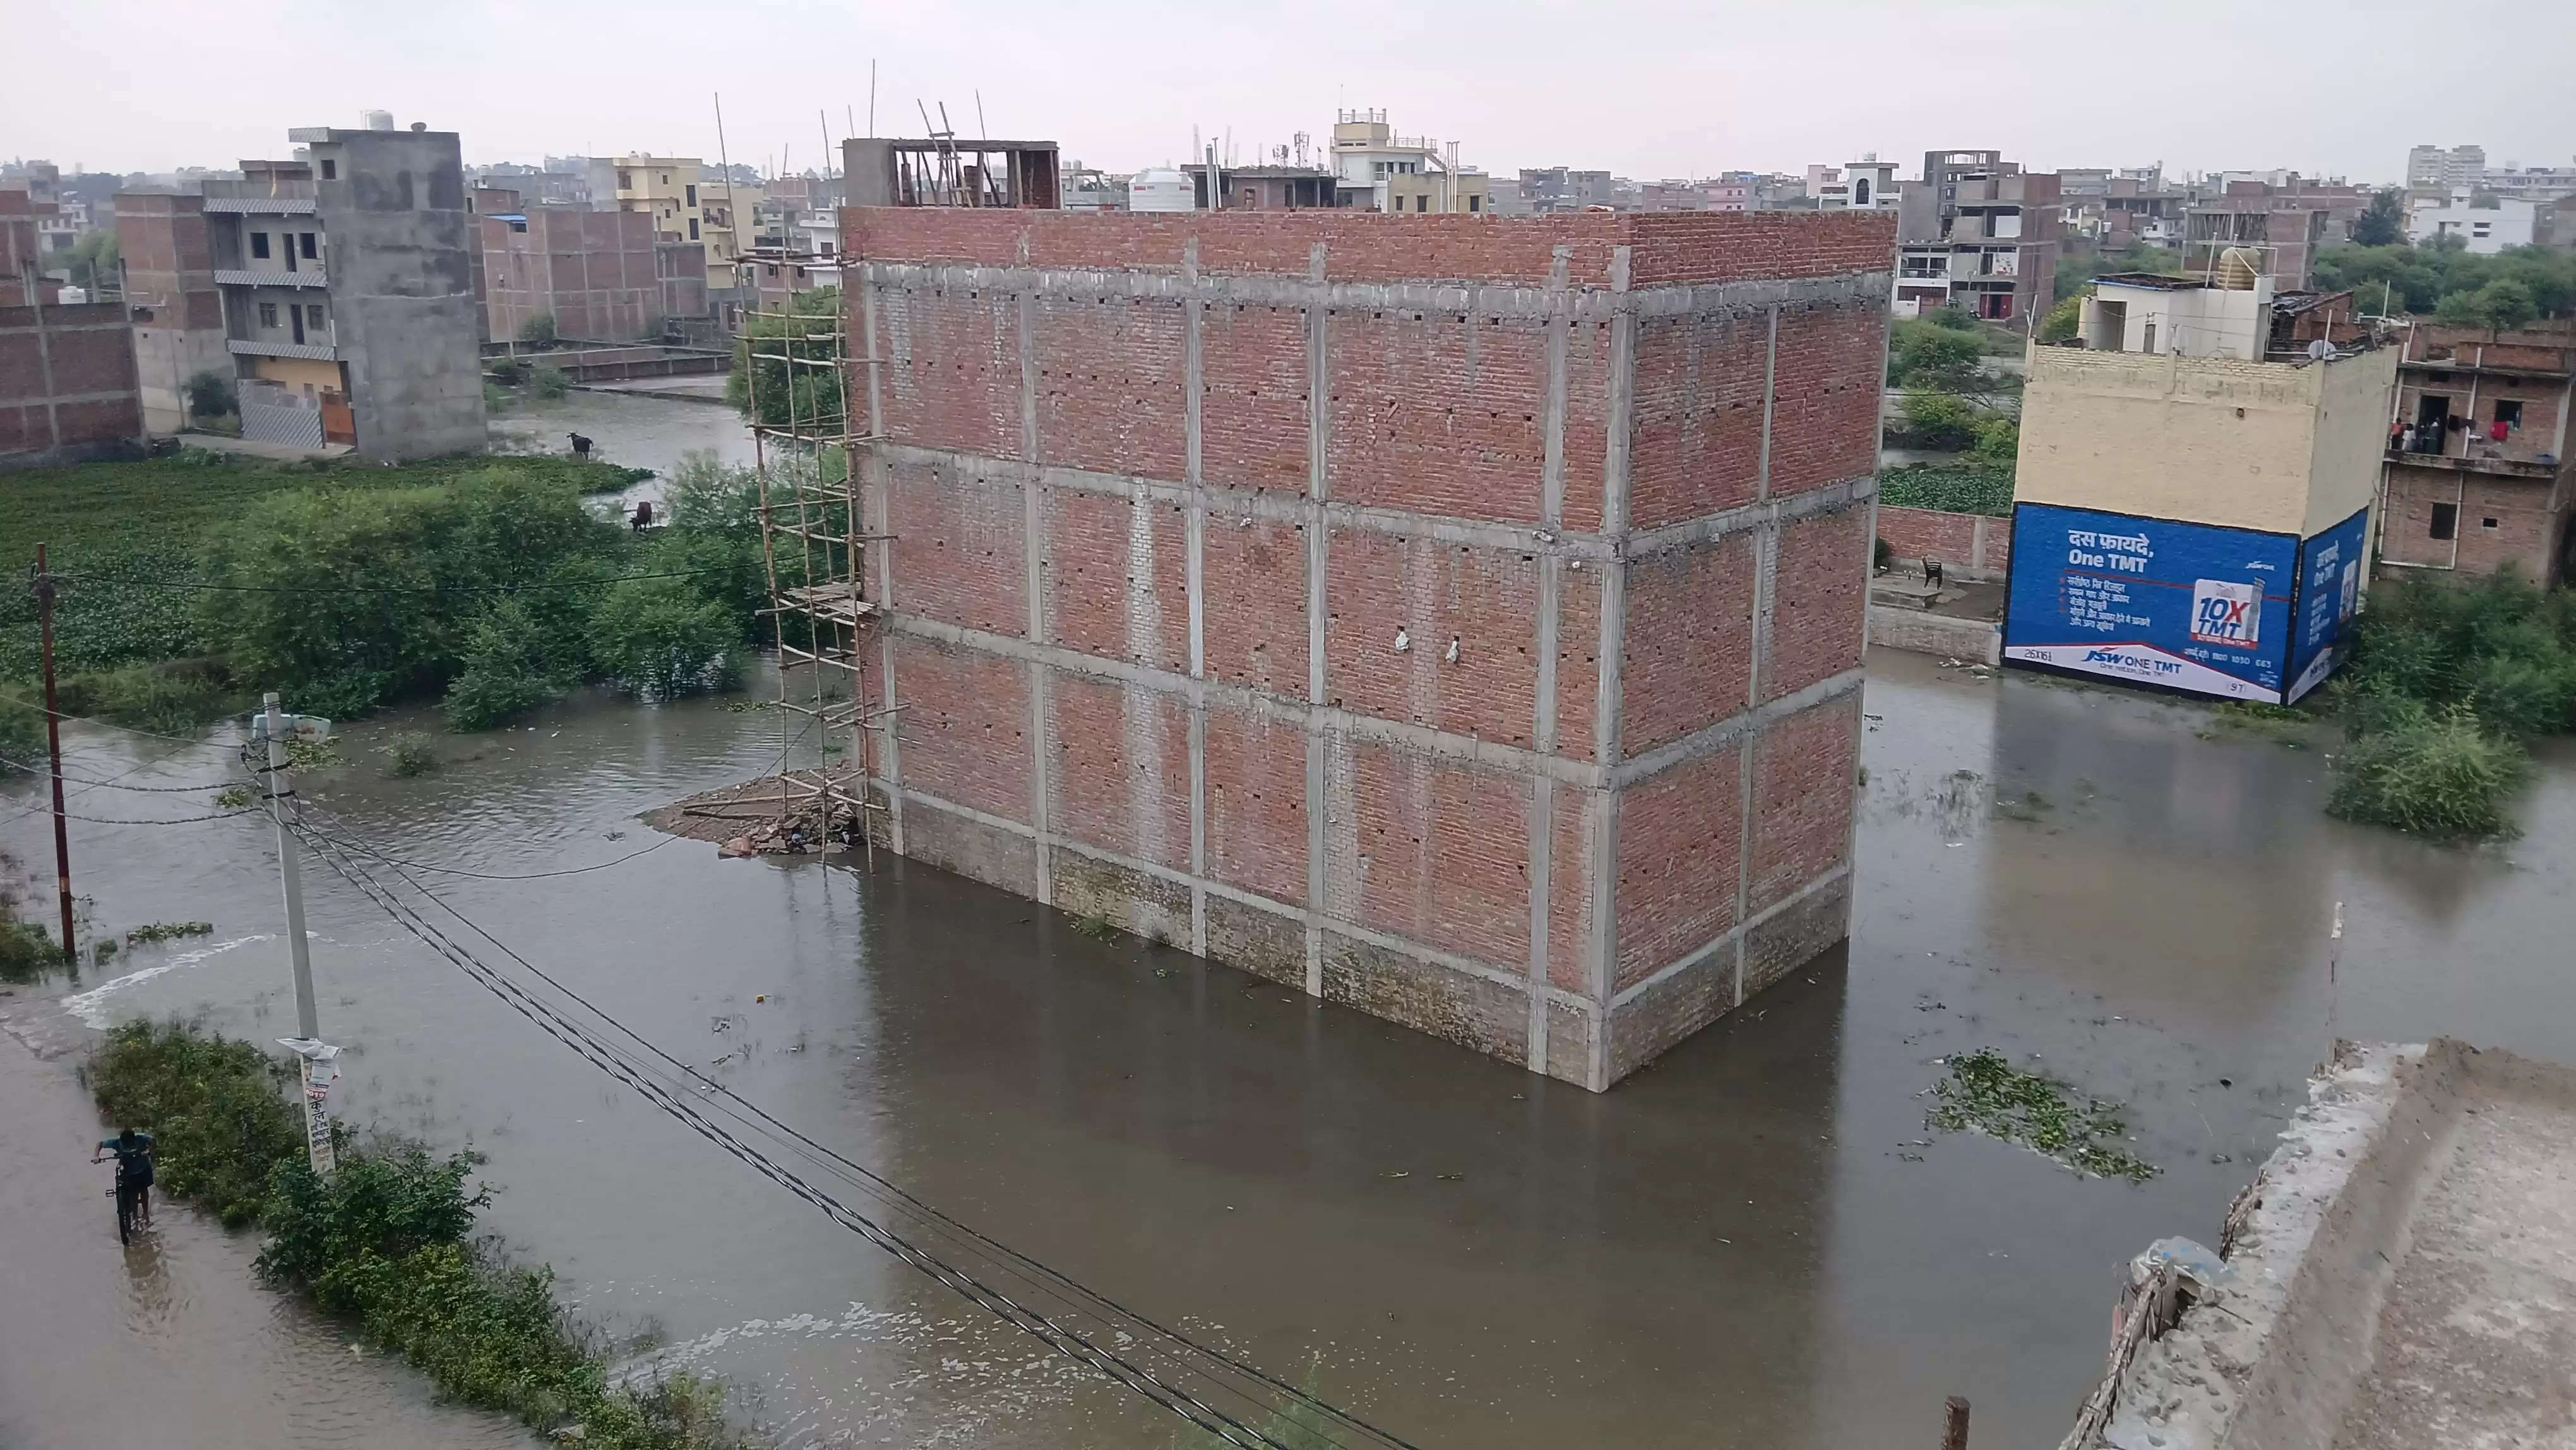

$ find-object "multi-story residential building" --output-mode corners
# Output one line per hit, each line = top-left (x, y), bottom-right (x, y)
(2184, 179), (2359, 292)
(1804, 158), (1899, 210)
(2379, 320), (2574, 585)
(2479, 162), (2576, 205)
(114, 126), (484, 458)
(1327, 111), (1485, 213)
(1893, 150), (2061, 321)
(592, 156), (750, 289)
(1183, 164), (1341, 210)
(2407, 144), (2486, 193)
(2406, 190), (2547, 253)
(1513, 167), (1618, 214)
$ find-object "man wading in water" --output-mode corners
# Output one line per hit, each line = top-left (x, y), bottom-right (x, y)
(93, 1127), (156, 1231)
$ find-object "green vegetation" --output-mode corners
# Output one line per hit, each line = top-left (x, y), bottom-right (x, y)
(531, 365), (571, 400)
(122, 921), (214, 945)
(728, 289), (844, 430)
(1885, 310), (1986, 390)
(381, 732), (438, 777)
(1171, 1366), (1341, 1449)
(516, 313), (559, 347)
(181, 368), (238, 424)
(0, 451), (764, 735)
(2311, 240), (2576, 322)
(1926, 1047), (2157, 1182)
(2320, 573), (2575, 839)
(2352, 188), (2405, 248)
(1875, 463), (2013, 517)
(84, 1021), (748, 1447)
(1071, 914), (1119, 941)
(2053, 240), (2184, 304)
(64, 229), (120, 296)
(2037, 292), (2082, 344)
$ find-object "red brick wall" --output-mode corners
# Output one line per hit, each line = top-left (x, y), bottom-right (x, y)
(1621, 532), (1756, 752)
(1323, 530), (1540, 748)
(2380, 462), (2568, 585)
(1875, 504), (2011, 574)
(847, 208), (1882, 1088)
(1613, 746), (1742, 988)
(0, 303), (143, 464)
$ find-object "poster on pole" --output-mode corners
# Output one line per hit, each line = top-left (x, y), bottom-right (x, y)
(278, 1038), (340, 1177)
(2003, 503), (2299, 701)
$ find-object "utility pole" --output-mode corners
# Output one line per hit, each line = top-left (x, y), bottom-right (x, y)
(33, 545), (75, 961)
(262, 693), (318, 1040)
(262, 692), (338, 1177)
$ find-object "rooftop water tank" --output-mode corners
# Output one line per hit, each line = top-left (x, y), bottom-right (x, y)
(2215, 246), (2263, 290)
(1128, 167), (1195, 213)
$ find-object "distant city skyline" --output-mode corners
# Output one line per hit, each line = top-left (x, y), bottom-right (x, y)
(6, 0), (2571, 187)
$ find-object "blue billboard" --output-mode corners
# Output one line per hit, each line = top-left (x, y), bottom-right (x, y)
(2003, 503), (2299, 701)
(2286, 505), (2369, 703)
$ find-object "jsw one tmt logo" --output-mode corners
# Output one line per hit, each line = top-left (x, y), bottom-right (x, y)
(2190, 579), (2261, 646)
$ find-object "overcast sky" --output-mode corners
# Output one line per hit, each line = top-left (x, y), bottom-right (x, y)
(8, 0), (2571, 185)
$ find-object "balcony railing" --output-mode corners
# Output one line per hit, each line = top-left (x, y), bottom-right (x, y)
(228, 337), (337, 361)
(215, 267), (328, 289)
(203, 196), (318, 215)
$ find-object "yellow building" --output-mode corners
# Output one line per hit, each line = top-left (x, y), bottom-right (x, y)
(605, 157), (760, 287)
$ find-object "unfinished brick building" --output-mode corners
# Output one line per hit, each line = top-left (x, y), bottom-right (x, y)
(842, 208), (1890, 1089)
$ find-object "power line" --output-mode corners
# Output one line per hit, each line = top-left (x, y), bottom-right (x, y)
(285, 821), (680, 880)
(0, 752), (242, 793)
(285, 825), (1330, 1450)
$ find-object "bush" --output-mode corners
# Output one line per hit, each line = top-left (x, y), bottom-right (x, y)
(85, 1019), (304, 1226)
(1887, 317), (1986, 389)
(2037, 292), (2084, 343)
(1967, 414), (2020, 466)
(0, 693), (44, 774)
(483, 381), (508, 412)
(381, 731), (438, 776)
(1897, 391), (1983, 450)
(486, 356), (528, 386)
(56, 658), (242, 734)
(531, 366), (571, 400)
(516, 313), (559, 347)
(2327, 707), (2529, 839)
(589, 577), (742, 701)
(182, 369), (238, 421)
(443, 600), (579, 730)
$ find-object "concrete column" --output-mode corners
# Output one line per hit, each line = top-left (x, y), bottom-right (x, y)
(1303, 241), (1331, 998)
(1017, 265), (1053, 904)
(860, 275), (904, 853)
(1183, 237), (1209, 956)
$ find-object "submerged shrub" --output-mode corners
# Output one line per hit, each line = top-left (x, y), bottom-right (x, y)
(2327, 707), (2529, 839)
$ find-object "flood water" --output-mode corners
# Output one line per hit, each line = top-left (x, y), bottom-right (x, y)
(8, 400), (2575, 1450)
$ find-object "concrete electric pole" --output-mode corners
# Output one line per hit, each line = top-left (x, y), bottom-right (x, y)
(261, 692), (338, 1177)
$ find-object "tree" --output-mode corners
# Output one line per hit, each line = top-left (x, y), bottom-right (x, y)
(2037, 292), (2084, 344)
(516, 313), (558, 347)
(2352, 189), (2405, 248)
(1887, 317), (1986, 388)
(727, 289), (845, 431)
(1899, 392), (1981, 451)
(181, 369), (236, 421)
(2436, 277), (2540, 331)
(64, 229), (119, 294)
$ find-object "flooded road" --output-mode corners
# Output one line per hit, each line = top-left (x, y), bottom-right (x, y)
(0, 1009), (533, 1449)
(6, 648), (2572, 1449)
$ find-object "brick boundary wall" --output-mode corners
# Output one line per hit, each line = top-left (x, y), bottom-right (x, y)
(1875, 504), (2012, 578)
(843, 208), (1892, 1089)
(0, 301), (146, 467)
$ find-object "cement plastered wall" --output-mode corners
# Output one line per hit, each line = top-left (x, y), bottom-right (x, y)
(844, 210), (1890, 1088)
(316, 131), (486, 460)
(2017, 347), (2358, 536)
(2301, 348), (2396, 536)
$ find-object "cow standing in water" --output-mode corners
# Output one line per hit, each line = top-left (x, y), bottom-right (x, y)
(568, 432), (592, 460)
(630, 498), (654, 533)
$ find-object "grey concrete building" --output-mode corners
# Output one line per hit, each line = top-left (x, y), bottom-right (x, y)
(121, 124), (484, 459)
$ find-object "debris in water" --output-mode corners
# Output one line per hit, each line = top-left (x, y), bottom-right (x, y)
(1926, 1046), (2158, 1182)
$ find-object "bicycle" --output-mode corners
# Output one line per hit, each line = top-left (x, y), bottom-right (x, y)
(107, 1172), (143, 1245)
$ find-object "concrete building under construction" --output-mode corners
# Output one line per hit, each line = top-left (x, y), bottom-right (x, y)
(832, 201), (1892, 1089)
